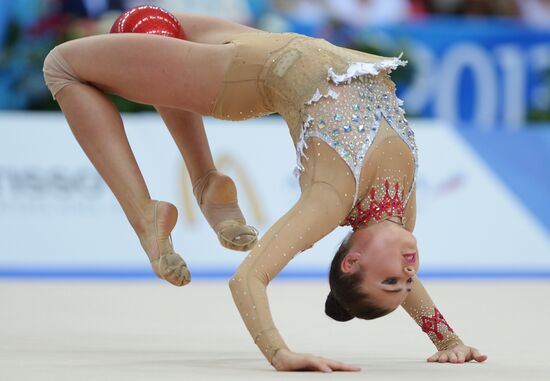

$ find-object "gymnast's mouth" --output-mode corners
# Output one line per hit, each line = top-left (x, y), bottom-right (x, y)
(402, 253), (416, 264)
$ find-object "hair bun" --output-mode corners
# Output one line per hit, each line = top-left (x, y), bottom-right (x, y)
(325, 292), (354, 322)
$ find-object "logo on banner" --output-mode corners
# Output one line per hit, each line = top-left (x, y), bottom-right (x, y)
(0, 166), (109, 210)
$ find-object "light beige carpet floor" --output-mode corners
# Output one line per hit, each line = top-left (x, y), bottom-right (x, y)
(1, 280), (548, 380)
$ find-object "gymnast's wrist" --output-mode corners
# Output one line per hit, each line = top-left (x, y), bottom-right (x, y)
(270, 348), (290, 369)
(436, 336), (463, 351)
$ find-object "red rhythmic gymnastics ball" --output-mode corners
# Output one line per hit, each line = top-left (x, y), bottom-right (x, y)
(110, 5), (186, 39)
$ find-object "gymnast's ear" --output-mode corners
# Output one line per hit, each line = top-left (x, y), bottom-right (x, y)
(325, 292), (354, 322)
(341, 252), (362, 274)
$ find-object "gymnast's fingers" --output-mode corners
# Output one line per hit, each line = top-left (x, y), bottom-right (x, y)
(471, 348), (488, 362)
(456, 351), (466, 363)
(321, 358), (361, 372)
(448, 352), (458, 363)
(311, 359), (333, 373)
(438, 353), (449, 363)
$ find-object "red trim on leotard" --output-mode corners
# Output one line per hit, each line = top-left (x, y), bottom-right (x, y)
(344, 179), (405, 231)
(420, 307), (455, 340)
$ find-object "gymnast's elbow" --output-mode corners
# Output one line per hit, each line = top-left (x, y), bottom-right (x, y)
(228, 268), (249, 297)
(228, 273), (240, 296)
(228, 267), (267, 298)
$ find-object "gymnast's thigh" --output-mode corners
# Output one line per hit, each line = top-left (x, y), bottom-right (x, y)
(56, 33), (235, 114)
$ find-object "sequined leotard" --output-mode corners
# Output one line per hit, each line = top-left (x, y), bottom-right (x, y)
(212, 31), (417, 205)
(216, 31), (461, 363)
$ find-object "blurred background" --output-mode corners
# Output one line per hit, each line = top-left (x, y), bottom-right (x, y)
(0, 0), (549, 279)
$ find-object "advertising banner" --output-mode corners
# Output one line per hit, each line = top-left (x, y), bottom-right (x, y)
(0, 112), (548, 278)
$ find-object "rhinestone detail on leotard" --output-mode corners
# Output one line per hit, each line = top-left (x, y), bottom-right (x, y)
(300, 73), (418, 205)
(344, 179), (405, 231)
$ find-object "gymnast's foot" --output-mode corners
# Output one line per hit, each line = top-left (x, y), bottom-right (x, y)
(193, 170), (258, 251)
(138, 200), (191, 286)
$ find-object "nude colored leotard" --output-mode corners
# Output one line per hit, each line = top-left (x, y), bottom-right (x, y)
(212, 31), (417, 204)
(216, 31), (460, 363)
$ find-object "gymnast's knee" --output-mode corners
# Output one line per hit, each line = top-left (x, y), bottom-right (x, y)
(43, 45), (84, 100)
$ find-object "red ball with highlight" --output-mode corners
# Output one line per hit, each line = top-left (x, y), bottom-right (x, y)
(110, 5), (186, 39)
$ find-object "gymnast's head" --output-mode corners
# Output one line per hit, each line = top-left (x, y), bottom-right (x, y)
(325, 220), (419, 322)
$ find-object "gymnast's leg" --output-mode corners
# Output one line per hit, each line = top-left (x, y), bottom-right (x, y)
(43, 34), (235, 285)
(154, 106), (258, 250)
(155, 107), (216, 184)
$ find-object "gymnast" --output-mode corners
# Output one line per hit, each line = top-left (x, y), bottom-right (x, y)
(43, 6), (487, 372)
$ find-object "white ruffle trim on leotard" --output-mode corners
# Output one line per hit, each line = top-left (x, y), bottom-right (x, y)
(327, 57), (407, 84)
(306, 88), (339, 105)
(293, 115), (313, 177)
(294, 57), (407, 177)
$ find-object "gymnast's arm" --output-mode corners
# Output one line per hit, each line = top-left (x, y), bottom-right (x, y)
(228, 179), (358, 372)
(401, 277), (487, 363)
(401, 277), (462, 351)
(400, 191), (487, 362)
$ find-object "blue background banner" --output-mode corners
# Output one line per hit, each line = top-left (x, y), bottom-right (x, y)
(353, 19), (550, 127)
(1, 114), (548, 279)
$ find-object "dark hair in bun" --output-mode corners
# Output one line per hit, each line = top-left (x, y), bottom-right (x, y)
(326, 232), (394, 321)
(325, 292), (353, 322)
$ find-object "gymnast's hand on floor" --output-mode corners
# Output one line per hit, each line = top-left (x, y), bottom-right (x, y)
(427, 342), (488, 364)
(271, 349), (361, 372)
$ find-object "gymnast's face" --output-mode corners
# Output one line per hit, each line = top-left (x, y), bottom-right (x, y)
(341, 221), (419, 311)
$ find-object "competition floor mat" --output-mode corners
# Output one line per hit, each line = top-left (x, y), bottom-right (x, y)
(1, 280), (548, 380)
